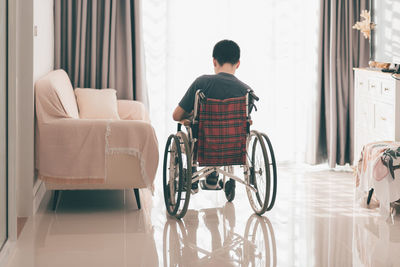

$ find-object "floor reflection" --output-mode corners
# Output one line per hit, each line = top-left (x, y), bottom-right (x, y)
(163, 203), (276, 266)
(353, 212), (400, 267)
(9, 165), (400, 267)
(8, 190), (159, 267)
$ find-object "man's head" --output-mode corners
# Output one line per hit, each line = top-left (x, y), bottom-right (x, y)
(212, 40), (240, 74)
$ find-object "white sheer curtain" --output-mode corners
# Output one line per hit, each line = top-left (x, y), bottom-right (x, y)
(143, 0), (320, 163)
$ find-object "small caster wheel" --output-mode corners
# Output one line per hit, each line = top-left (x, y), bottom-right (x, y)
(224, 179), (236, 202)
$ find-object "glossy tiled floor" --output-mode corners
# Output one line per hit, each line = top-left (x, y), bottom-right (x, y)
(6, 165), (400, 267)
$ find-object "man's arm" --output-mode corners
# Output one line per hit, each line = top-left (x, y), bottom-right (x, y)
(173, 78), (199, 123)
(172, 106), (190, 121)
(173, 106), (192, 126)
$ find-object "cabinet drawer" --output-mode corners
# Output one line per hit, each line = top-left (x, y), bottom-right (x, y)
(368, 78), (380, 96)
(356, 75), (367, 95)
(374, 102), (395, 140)
(380, 80), (395, 103)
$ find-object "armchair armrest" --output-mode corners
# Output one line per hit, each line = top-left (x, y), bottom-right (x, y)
(36, 118), (111, 178)
(117, 100), (150, 122)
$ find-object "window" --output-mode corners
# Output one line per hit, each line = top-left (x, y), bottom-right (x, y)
(143, 0), (320, 163)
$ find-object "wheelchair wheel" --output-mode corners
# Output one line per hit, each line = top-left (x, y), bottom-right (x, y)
(163, 133), (192, 219)
(246, 130), (270, 215)
(259, 133), (277, 211)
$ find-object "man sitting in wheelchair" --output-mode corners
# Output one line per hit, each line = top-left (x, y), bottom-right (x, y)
(165, 39), (275, 219)
(173, 40), (254, 192)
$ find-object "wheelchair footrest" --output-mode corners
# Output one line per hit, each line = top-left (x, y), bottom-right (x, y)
(200, 180), (222, 190)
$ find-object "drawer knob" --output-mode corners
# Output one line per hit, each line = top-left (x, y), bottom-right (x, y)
(384, 87), (390, 92)
(360, 82), (364, 86)
(371, 84), (376, 88)
(381, 116), (387, 121)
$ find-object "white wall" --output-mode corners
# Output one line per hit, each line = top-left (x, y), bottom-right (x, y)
(33, 0), (54, 197)
(33, 0), (54, 81)
(15, 0), (34, 217)
(10, 0), (54, 218)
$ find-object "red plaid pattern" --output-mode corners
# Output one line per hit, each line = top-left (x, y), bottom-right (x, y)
(197, 96), (247, 166)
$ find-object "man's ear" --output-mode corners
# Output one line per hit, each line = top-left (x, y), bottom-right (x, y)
(213, 58), (217, 67)
(236, 60), (240, 69)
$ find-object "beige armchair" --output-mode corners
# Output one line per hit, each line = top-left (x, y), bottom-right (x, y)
(35, 70), (158, 210)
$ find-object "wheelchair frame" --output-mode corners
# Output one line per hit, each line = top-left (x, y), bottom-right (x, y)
(163, 90), (277, 219)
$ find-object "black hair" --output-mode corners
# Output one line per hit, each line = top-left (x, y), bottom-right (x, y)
(212, 39), (240, 66)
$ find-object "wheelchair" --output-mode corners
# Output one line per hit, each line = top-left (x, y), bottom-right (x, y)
(163, 90), (277, 219)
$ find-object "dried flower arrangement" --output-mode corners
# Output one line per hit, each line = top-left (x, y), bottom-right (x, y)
(353, 10), (376, 39)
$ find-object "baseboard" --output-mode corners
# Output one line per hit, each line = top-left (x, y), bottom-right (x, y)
(17, 217), (28, 238)
(33, 177), (42, 196)
(0, 240), (16, 267)
(33, 180), (46, 214)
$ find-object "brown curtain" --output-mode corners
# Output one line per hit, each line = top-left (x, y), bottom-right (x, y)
(308, 0), (370, 167)
(54, 0), (149, 106)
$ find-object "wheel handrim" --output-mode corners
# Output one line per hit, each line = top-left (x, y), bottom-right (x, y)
(260, 133), (277, 211)
(163, 135), (183, 216)
(175, 132), (192, 219)
(246, 131), (270, 214)
(163, 132), (192, 219)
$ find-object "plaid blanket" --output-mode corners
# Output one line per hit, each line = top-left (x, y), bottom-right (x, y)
(197, 96), (247, 166)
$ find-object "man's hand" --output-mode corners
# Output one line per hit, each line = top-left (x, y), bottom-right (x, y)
(180, 119), (191, 126)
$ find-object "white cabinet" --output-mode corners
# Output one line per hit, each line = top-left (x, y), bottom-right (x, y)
(354, 68), (400, 162)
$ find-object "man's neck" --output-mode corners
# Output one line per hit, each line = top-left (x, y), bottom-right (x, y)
(215, 64), (236, 75)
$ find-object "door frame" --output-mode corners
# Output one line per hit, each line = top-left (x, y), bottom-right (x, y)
(0, 0), (17, 263)
(0, 0), (6, 254)
(6, 0), (17, 242)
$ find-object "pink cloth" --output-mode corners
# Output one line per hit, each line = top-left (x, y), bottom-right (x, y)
(355, 141), (397, 186)
(355, 141), (400, 218)
(35, 70), (158, 188)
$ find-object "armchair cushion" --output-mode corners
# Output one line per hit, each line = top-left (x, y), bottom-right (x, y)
(75, 88), (120, 120)
(117, 100), (150, 122)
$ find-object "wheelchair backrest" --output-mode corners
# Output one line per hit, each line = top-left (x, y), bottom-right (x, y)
(194, 91), (249, 166)
(192, 89), (253, 123)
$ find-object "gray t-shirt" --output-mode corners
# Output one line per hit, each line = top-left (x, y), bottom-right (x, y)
(179, 72), (251, 113)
